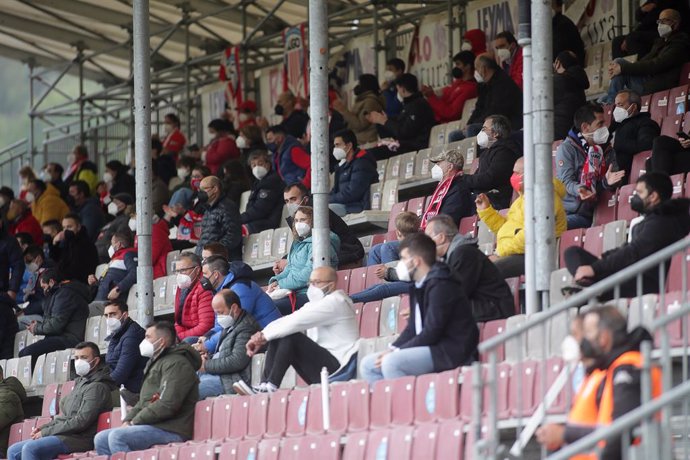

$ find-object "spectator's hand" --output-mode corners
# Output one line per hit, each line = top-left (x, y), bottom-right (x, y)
(121, 421), (131, 427)
(7, 290), (16, 301)
(375, 265), (387, 279)
(578, 187), (596, 201)
(246, 332), (267, 357)
(536, 424), (565, 450)
(608, 61), (621, 78)
(574, 265), (595, 284)
(381, 80), (390, 91)
(366, 111), (387, 125)
(272, 259), (287, 275)
(162, 204), (179, 219)
(30, 427), (42, 440)
(375, 350), (391, 368)
(27, 320), (37, 334)
(88, 275), (98, 286)
(679, 138), (690, 149)
(192, 341), (207, 354)
(107, 287), (121, 301)
(620, 39), (628, 52)
(331, 98), (346, 112)
(266, 281), (279, 293)
(53, 231), (65, 245)
(488, 254), (499, 262)
(605, 164), (625, 185)
(475, 193), (491, 211)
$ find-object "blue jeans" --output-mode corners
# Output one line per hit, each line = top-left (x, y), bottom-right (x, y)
(360, 346), (434, 383)
(367, 241), (400, 265)
(7, 437), (70, 460)
(448, 123), (482, 142)
(566, 213), (593, 230)
(350, 282), (409, 303)
(94, 426), (185, 456)
(198, 372), (224, 399)
(602, 59), (647, 104)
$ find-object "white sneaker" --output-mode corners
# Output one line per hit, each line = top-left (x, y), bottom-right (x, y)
(232, 380), (255, 395)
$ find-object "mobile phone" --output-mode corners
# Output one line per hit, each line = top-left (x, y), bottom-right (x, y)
(677, 131), (690, 140)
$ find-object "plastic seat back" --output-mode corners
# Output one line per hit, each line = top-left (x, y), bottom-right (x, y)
(42, 383), (60, 417)
(349, 267), (367, 295)
(211, 396), (232, 440)
(583, 225), (605, 258)
(378, 296), (400, 336)
(246, 393), (269, 439)
(630, 151), (651, 183)
(387, 201), (408, 231)
(603, 220), (628, 252)
(359, 301), (381, 338)
(285, 388), (309, 437)
(592, 189), (617, 226)
(264, 390), (290, 438)
(193, 399), (214, 441)
(559, 228), (585, 268)
(661, 113), (683, 137)
(650, 90), (670, 124)
(411, 423), (438, 460)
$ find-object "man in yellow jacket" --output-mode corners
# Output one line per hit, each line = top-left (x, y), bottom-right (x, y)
(475, 157), (567, 278)
(27, 180), (70, 225)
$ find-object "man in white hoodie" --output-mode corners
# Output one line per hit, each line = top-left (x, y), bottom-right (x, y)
(233, 266), (359, 394)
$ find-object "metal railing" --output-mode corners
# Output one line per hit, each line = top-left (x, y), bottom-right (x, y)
(473, 235), (690, 459)
(0, 138), (30, 191)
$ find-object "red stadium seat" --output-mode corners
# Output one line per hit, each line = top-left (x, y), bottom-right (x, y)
(359, 301), (381, 338)
(371, 233), (386, 246)
(326, 383), (349, 434)
(365, 429), (391, 460)
(655, 291), (686, 348)
(437, 368), (461, 420)
(258, 438), (280, 460)
(219, 442), (239, 460)
(349, 267), (367, 295)
(661, 114), (684, 138)
(246, 393), (270, 439)
(111, 453), (127, 460)
(397, 296), (410, 333)
(265, 389), (290, 438)
(278, 437), (301, 460)
(8, 422), (23, 447)
(459, 366), (482, 422)
(236, 440), (259, 460)
(304, 434), (341, 460)
(388, 425), (414, 460)
(496, 362), (512, 419)
(353, 303), (363, 329)
(211, 396), (232, 440)
(97, 412), (112, 433)
(370, 380), (393, 429)
(193, 399), (213, 441)
(679, 63), (690, 86)
(125, 449), (158, 460)
(388, 201), (408, 231)
(111, 408), (123, 428)
(671, 173), (685, 197)
(21, 419), (37, 440)
(229, 395), (250, 441)
(617, 184), (638, 223)
(342, 431), (368, 460)
(640, 94), (651, 113)
(412, 424), (439, 460)
(630, 151), (651, 183)
(407, 197), (426, 217)
(414, 373), (439, 424)
(668, 85), (689, 115)
(436, 420), (465, 460)
(178, 444), (197, 460)
(347, 381), (370, 432)
(543, 357), (570, 415)
(650, 90), (670, 124)
(458, 215), (478, 237)
(593, 189), (617, 226)
(480, 319), (507, 362)
(583, 225), (605, 258)
(336, 270), (351, 293)
(158, 445), (180, 460)
(504, 277), (521, 315)
(509, 360), (539, 417)
(391, 376), (416, 426)
(364, 265), (380, 289)
(58, 381), (76, 414)
(666, 252), (690, 292)
(306, 386), (324, 436)
(42, 383), (60, 416)
(683, 112), (690, 134)
(559, 228), (585, 268)
(191, 444), (217, 460)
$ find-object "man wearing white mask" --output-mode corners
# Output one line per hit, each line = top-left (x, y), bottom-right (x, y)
(609, 89), (660, 180)
(328, 129), (379, 217)
(556, 103), (626, 229)
(9, 342), (115, 460)
(463, 115), (523, 210)
(360, 233), (478, 383)
(197, 289), (259, 399)
(602, 8), (690, 104)
(95, 322), (201, 456)
(172, 253), (214, 342)
(89, 232), (137, 302)
(419, 148), (472, 228)
(103, 300), (147, 406)
(381, 58), (405, 118)
(240, 150), (286, 234)
(234, 266), (359, 395)
(493, 31), (523, 90)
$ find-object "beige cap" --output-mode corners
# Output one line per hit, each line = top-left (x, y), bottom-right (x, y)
(429, 148), (465, 168)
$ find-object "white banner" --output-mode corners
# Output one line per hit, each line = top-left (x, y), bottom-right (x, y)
(466, 0), (518, 42)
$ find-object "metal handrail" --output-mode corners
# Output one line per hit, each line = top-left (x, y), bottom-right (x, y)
(548, 379), (690, 460)
(479, 235), (690, 354)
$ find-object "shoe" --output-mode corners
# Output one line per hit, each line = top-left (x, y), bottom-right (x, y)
(232, 380), (255, 396)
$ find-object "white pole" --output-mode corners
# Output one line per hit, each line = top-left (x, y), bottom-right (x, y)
(320, 367), (330, 431)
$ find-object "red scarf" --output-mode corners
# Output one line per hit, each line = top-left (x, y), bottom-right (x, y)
(420, 172), (462, 229)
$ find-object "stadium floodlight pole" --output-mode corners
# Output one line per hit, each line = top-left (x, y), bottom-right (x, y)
(309, 0), (331, 268)
(133, 0), (154, 326)
(532, 0), (556, 308)
(519, 0), (537, 314)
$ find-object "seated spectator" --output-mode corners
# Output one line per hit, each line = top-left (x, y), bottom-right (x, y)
(9, 342), (115, 460)
(236, 124), (267, 157)
(173, 253), (214, 342)
(18, 269), (89, 363)
(204, 119), (240, 175)
(0, 365), (25, 458)
(556, 103), (625, 229)
(18, 166), (37, 202)
(649, 126), (690, 175)
(41, 219), (61, 247)
(151, 137), (176, 186)
(240, 150), (285, 234)
(0, 293), (19, 359)
(169, 156), (196, 192)
(95, 322), (200, 455)
(103, 301), (146, 406)
(89, 232), (137, 302)
(186, 143), (202, 161)
(268, 206), (340, 315)
(7, 199), (42, 245)
(461, 28), (487, 55)
(282, 183), (365, 267)
(197, 176), (242, 260)
(131, 213), (172, 280)
(68, 180), (105, 242)
(425, 215), (515, 321)
(64, 144), (98, 194)
(104, 160), (136, 200)
(552, 0), (585, 64)
(17, 245), (53, 328)
(603, 8), (690, 103)
(553, 51), (589, 141)
(610, 89), (660, 179)
(0, 217), (25, 304)
(27, 180), (70, 225)
(271, 91), (310, 139)
(197, 290), (259, 399)
(476, 157), (567, 278)
(161, 113), (187, 157)
(493, 31), (523, 89)
(360, 234), (479, 382)
(266, 125), (312, 188)
(163, 188), (199, 249)
(381, 58), (405, 118)
(613, 1), (688, 59)
(565, 173), (690, 298)
(0, 187), (14, 219)
(235, 266), (359, 394)
(368, 211), (420, 265)
(49, 213), (99, 284)
(332, 74), (385, 144)
(423, 51), (478, 124)
(98, 192), (134, 262)
(367, 73), (436, 156)
(463, 115), (523, 210)
(40, 162), (67, 200)
(150, 160), (171, 215)
(420, 147), (473, 228)
(201, 242), (228, 260)
(328, 129), (379, 216)
(449, 54), (523, 141)
(219, 160), (250, 206)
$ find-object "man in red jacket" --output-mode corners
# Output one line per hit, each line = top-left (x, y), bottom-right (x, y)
(494, 31), (523, 90)
(423, 51), (478, 123)
(130, 214), (172, 279)
(7, 200), (42, 245)
(172, 252), (214, 343)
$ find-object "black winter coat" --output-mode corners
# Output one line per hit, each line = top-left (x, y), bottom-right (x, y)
(241, 169), (285, 233)
(329, 150), (379, 213)
(610, 112), (660, 179)
(96, 213), (132, 263)
(394, 263), (479, 371)
(110, 171), (136, 199)
(383, 92), (436, 153)
(552, 12), (585, 65)
(592, 198), (690, 297)
(197, 193), (242, 260)
(0, 231), (25, 294)
(553, 65), (589, 141)
(51, 227), (99, 284)
(0, 294), (18, 359)
(464, 137), (523, 210)
(468, 69), (523, 130)
(435, 175), (474, 227)
(34, 281), (89, 346)
(105, 317), (147, 393)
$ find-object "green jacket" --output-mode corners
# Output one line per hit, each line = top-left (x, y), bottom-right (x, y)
(0, 377), (26, 458)
(40, 363), (116, 453)
(125, 343), (201, 440)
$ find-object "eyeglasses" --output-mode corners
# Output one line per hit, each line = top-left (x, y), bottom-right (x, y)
(174, 266), (197, 274)
(309, 279), (333, 286)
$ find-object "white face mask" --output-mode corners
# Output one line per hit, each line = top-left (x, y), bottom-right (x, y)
(74, 358), (93, 377)
(477, 130), (491, 148)
(396, 92), (404, 103)
(332, 147), (348, 161)
(295, 221), (311, 238)
(0, 197), (6, 207)
(307, 284), (326, 303)
(39, 170), (49, 181)
(67, 153), (76, 165)
(108, 245), (116, 259)
(431, 164), (445, 181)
(217, 314), (235, 329)
(561, 335), (581, 363)
(461, 41), (473, 51)
(177, 168), (189, 180)
(139, 338), (160, 358)
(107, 202), (119, 216)
(383, 70), (396, 82)
(236, 136), (248, 149)
(496, 48), (511, 62)
(474, 70), (484, 83)
(612, 106), (630, 123)
(252, 166), (268, 180)
(128, 218), (137, 232)
(395, 260), (413, 282)
(658, 23), (673, 38)
(106, 316), (123, 335)
(176, 272), (194, 289)
(103, 172), (114, 183)
(587, 126), (609, 145)
(25, 192), (35, 204)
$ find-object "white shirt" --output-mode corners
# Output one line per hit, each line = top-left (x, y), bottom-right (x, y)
(413, 275), (427, 335)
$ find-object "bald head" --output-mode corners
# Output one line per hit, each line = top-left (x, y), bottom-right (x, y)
(309, 266), (337, 297)
(660, 8), (681, 24)
(200, 176), (222, 204)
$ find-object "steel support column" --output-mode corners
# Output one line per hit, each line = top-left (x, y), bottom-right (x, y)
(447, 0), (454, 82)
(28, 62), (36, 166)
(184, 11), (192, 141)
(78, 50), (85, 143)
(133, 0), (154, 327)
(309, 0), (330, 268)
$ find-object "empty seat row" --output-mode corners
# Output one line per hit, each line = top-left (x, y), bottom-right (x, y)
(243, 227), (294, 266)
(0, 349), (73, 394)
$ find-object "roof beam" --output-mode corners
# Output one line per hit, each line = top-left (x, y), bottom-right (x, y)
(165, 0), (261, 28)
(0, 44), (111, 83)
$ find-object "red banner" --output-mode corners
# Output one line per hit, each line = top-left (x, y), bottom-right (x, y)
(219, 46), (243, 124)
(282, 24), (308, 99)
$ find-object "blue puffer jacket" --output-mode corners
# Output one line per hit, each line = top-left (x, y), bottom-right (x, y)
(330, 149), (379, 213)
(273, 135), (309, 186)
(105, 317), (148, 393)
(269, 232), (340, 293)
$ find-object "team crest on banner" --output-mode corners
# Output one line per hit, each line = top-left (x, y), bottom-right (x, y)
(219, 46), (243, 123)
(283, 24), (308, 98)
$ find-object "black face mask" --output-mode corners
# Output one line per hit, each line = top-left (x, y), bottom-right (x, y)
(579, 337), (602, 360)
(452, 67), (463, 79)
(630, 195), (646, 214)
(63, 230), (75, 240)
(274, 104), (285, 116)
(196, 191), (209, 204)
(43, 233), (53, 244)
(200, 276), (214, 292)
